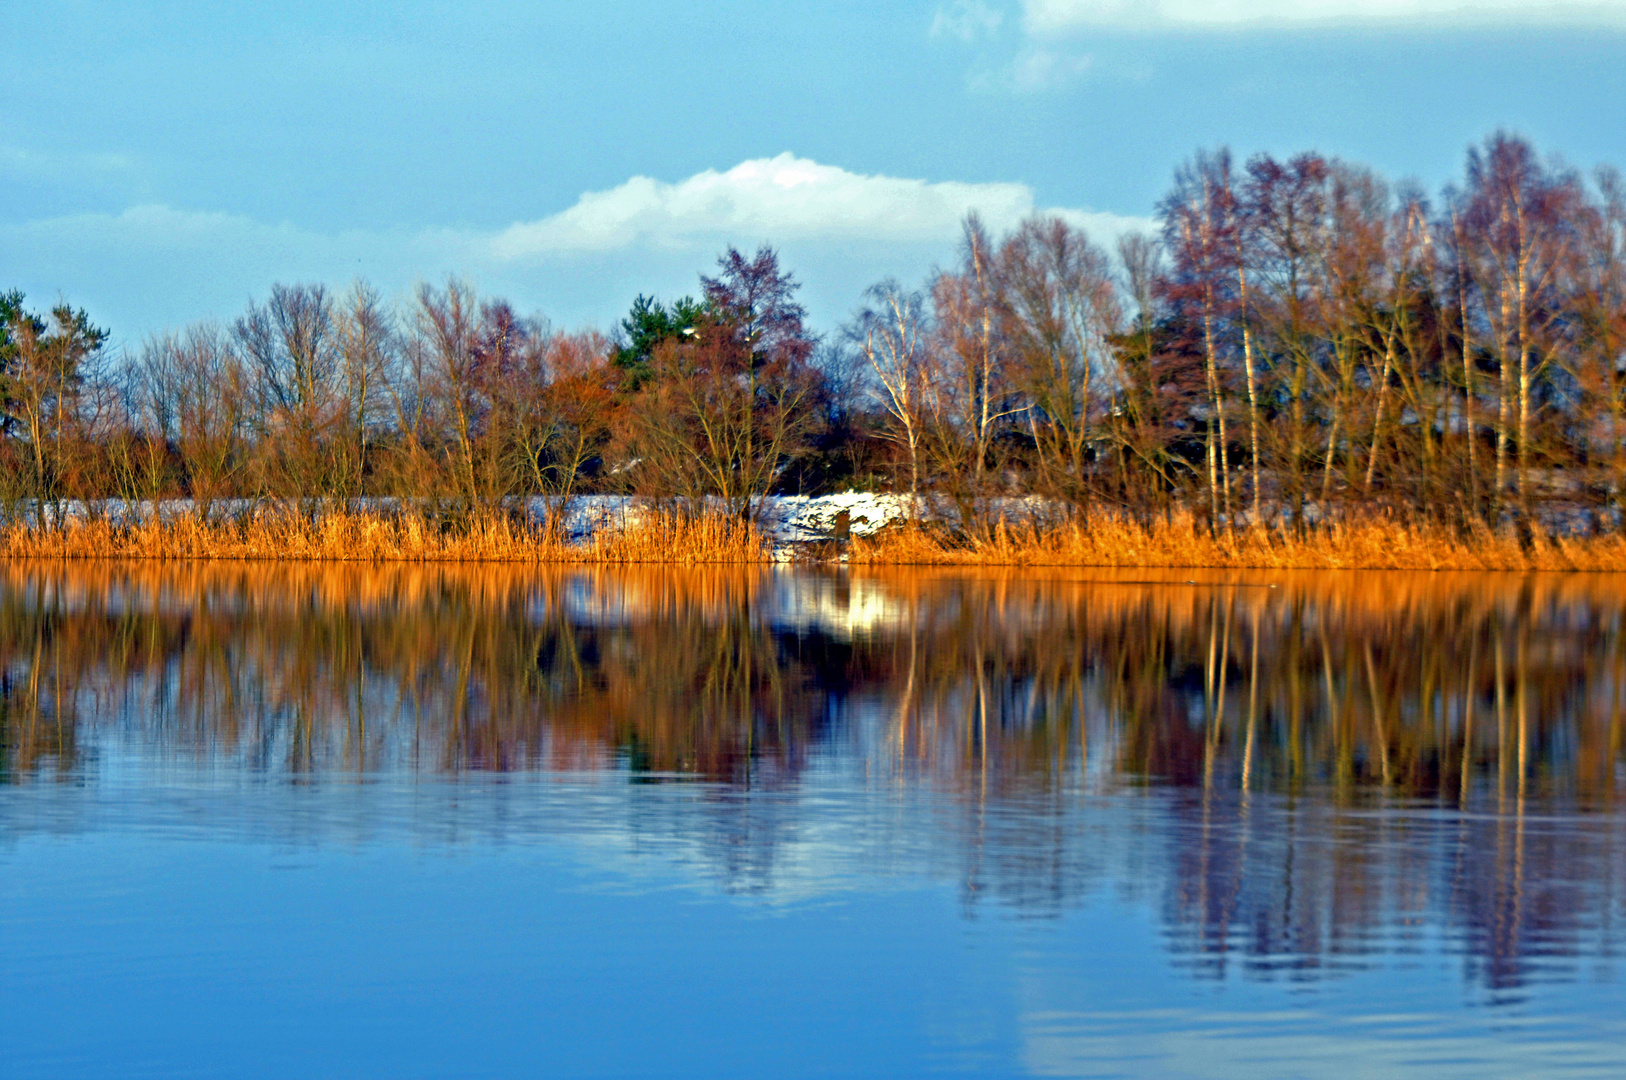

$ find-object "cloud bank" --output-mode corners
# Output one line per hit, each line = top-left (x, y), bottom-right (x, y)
(487, 153), (1139, 257)
(1022, 0), (1626, 30)
(1, 156), (1147, 343)
(937, 0), (1624, 95)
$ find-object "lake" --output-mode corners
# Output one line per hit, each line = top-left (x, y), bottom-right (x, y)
(1, 562), (1622, 1078)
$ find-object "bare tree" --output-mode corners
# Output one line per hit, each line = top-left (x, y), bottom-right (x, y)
(1569, 167), (1626, 517)
(1462, 134), (1585, 519)
(332, 282), (395, 503)
(496, 327), (616, 530)
(408, 278), (486, 510)
(625, 307), (820, 522)
(235, 283), (348, 501)
(1106, 233), (1206, 515)
(927, 215), (1026, 535)
(1310, 163), (1390, 510)
(850, 279), (932, 508)
(1161, 152), (1240, 524)
(1242, 152), (1332, 528)
(995, 215), (1121, 516)
(139, 324), (248, 520)
(623, 245), (825, 522)
(1437, 192), (1484, 520)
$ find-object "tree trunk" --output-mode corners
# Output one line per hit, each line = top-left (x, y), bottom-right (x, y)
(1238, 259), (1262, 528)
(1365, 337), (1395, 494)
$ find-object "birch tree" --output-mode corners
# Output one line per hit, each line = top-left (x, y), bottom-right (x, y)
(851, 279), (931, 507)
(1462, 134), (1584, 519)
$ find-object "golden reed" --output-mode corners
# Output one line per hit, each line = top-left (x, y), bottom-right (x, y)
(849, 512), (1626, 572)
(8, 506), (1626, 570)
(0, 507), (768, 564)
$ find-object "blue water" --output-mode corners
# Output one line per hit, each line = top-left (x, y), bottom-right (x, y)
(0, 565), (1622, 1077)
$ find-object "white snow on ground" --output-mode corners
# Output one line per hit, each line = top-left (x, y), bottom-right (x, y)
(526, 492), (917, 561)
(18, 493), (913, 537)
(518, 493), (917, 549)
(752, 493), (916, 542)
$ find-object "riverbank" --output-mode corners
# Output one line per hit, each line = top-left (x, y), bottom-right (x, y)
(4, 495), (1626, 570)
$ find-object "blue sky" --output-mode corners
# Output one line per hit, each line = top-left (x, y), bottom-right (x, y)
(4, 0), (1624, 348)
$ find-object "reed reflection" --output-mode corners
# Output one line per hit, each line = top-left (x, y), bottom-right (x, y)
(0, 562), (1622, 997)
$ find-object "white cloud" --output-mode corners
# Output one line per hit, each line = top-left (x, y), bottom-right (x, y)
(1022, 0), (1626, 31)
(931, 0), (1006, 40)
(944, 0), (1626, 93)
(488, 154), (1068, 257)
(1053, 206), (1151, 238)
(0, 157), (1150, 342)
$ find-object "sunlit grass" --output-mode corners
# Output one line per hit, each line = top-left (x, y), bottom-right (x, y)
(10, 502), (1626, 570)
(850, 510), (1626, 571)
(0, 505), (768, 564)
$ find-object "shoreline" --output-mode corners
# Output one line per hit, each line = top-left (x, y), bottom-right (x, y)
(4, 500), (1626, 571)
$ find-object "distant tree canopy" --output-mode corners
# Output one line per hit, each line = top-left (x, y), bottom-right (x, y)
(6, 130), (1626, 536)
(613, 293), (708, 381)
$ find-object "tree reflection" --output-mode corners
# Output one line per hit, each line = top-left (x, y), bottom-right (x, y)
(0, 562), (1622, 994)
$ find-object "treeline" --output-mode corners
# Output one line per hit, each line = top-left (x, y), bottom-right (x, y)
(3, 131), (1623, 533)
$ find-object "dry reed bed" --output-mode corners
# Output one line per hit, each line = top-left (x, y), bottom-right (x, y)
(850, 513), (1626, 572)
(0, 508), (768, 564)
(7, 506), (1626, 571)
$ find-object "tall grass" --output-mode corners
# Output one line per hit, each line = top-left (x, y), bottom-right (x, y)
(0, 505), (768, 564)
(849, 511), (1626, 571)
(10, 503), (1626, 570)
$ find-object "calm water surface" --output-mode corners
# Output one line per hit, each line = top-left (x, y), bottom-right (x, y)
(1, 563), (1623, 1078)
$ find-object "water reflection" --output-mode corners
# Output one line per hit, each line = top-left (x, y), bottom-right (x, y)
(1, 562), (1623, 1002)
